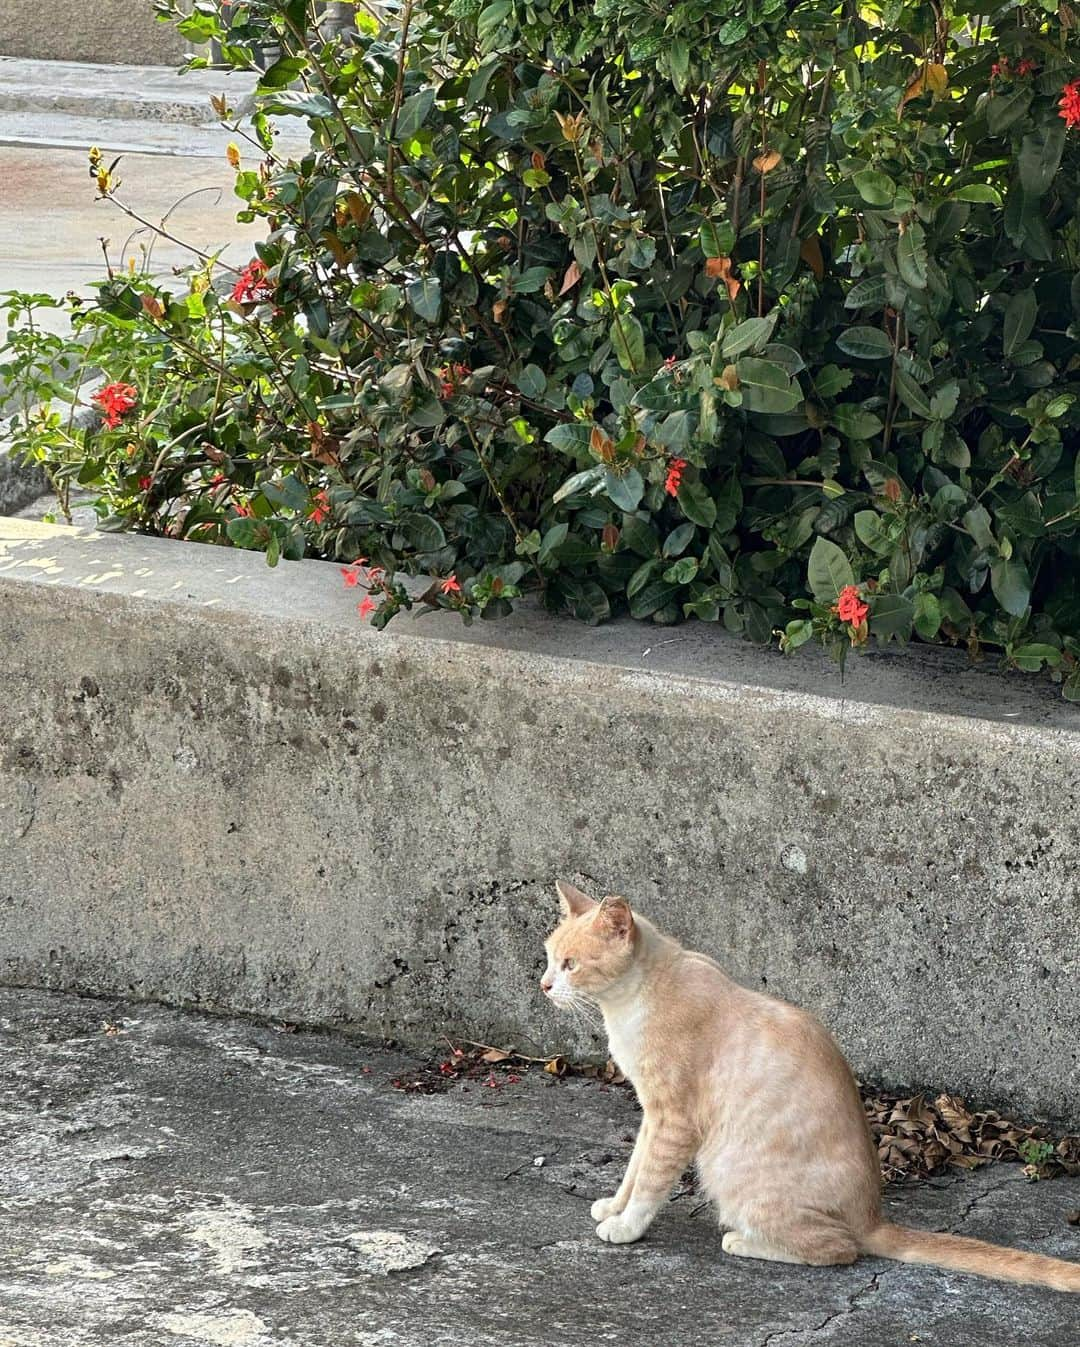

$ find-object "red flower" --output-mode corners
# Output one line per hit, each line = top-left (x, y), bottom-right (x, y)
(991, 57), (1009, 80)
(234, 502), (253, 518)
(437, 363), (472, 399)
(1017, 58), (1037, 77)
(93, 381), (138, 429)
(440, 574), (461, 594)
(835, 584), (869, 627)
(309, 489), (330, 525)
(231, 259), (273, 305)
(664, 457), (687, 498)
(357, 595), (377, 621)
(1060, 79), (1080, 129)
(341, 567), (361, 587)
(663, 355), (678, 371)
(138, 475), (152, 491)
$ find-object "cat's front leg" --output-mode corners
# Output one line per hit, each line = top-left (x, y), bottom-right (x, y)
(595, 1111), (695, 1245)
(591, 1119), (650, 1221)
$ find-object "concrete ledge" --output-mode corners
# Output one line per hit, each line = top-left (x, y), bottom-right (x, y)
(0, 5), (193, 67)
(1, 518), (1078, 1126)
(0, 454), (47, 514)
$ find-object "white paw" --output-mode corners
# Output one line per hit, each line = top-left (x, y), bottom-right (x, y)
(722, 1231), (748, 1255)
(591, 1197), (620, 1222)
(596, 1213), (645, 1244)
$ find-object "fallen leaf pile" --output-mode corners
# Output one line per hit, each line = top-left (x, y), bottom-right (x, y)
(862, 1086), (1080, 1184)
(386, 1043), (1079, 1187)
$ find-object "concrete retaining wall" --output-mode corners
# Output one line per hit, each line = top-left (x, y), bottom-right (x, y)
(1, 518), (1078, 1126)
(0, 2), (194, 66)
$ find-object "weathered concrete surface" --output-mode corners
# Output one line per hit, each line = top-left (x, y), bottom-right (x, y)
(0, 145), (266, 318)
(0, 58), (255, 124)
(0, 454), (46, 514)
(0, 519), (1079, 1126)
(1, 988), (1078, 1347)
(0, 2), (194, 67)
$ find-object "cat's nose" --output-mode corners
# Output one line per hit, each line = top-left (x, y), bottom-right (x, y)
(540, 976), (553, 994)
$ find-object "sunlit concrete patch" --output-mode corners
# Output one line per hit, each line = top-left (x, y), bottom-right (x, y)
(182, 1202), (270, 1276)
(343, 1230), (441, 1276)
(155, 1309), (273, 1346)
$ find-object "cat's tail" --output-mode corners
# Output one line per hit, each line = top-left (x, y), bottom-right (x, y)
(859, 1221), (1080, 1292)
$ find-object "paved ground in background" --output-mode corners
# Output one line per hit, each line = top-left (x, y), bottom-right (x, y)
(1, 989), (1078, 1346)
(0, 146), (263, 312)
(0, 59), (307, 331)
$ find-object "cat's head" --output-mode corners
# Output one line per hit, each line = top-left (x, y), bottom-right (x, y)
(540, 880), (637, 1004)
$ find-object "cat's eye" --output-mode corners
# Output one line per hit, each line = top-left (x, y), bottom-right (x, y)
(562, 957), (576, 972)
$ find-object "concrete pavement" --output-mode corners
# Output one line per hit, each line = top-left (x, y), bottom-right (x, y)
(1, 987), (1079, 1346)
(0, 59), (307, 324)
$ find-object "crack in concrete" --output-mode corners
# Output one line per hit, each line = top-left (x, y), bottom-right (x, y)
(755, 1270), (882, 1347)
(949, 1176), (1016, 1233)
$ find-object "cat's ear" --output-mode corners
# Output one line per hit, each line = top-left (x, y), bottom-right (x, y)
(555, 880), (597, 918)
(596, 895), (634, 939)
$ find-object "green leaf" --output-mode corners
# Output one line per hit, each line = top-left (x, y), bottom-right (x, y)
(929, 381), (960, 421)
(568, 581), (611, 625)
(990, 558), (1032, 617)
(1003, 289), (1038, 358)
(621, 515), (660, 556)
(831, 405), (884, 440)
(913, 592), (942, 641)
(853, 169), (895, 206)
(394, 88), (435, 140)
(950, 183), (1002, 206)
(477, 0), (512, 40)
(627, 558), (659, 597)
(734, 358), (801, 414)
(258, 55), (307, 90)
(986, 87), (1032, 136)
(406, 276), (442, 322)
(870, 594), (914, 641)
(807, 536), (855, 604)
(853, 510), (892, 555)
(537, 522), (569, 563)
(258, 91), (334, 119)
(516, 364), (546, 400)
(399, 513), (447, 552)
(699, 218), (734, 258)
(629, 578), (681, 618)
(1018, 124), (1066, 197)
(677, 480), (717, 528)
(844, 276), (887, 310)
(721, 313), (777, 359)
(836, 326), (893, 360)
(963, 504), (995, 551)
(544, 423), (594, 454)
(895, 370), (933, 419)
(896, 223), (928, 290)
(603, 467), (644, 512)
(1011, 642), (1062, 672)
(814, 365), (854, 399)
(610, 313), (645, 371)
(663, 556), (699, 584)
(669, 38), (690, 92)
(663, 521), (696, 557)
(553, 465), (604, 502)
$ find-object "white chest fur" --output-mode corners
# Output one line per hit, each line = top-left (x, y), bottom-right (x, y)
(603, 997), (647, 1082)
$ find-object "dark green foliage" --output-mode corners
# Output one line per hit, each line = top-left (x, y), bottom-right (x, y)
(5, 0), (1080, 691)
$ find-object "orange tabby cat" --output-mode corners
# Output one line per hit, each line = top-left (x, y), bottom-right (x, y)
(541, 881), (1080, 1292)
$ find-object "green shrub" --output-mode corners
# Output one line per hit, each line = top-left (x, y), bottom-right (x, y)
(4, 0), (1080, 693)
